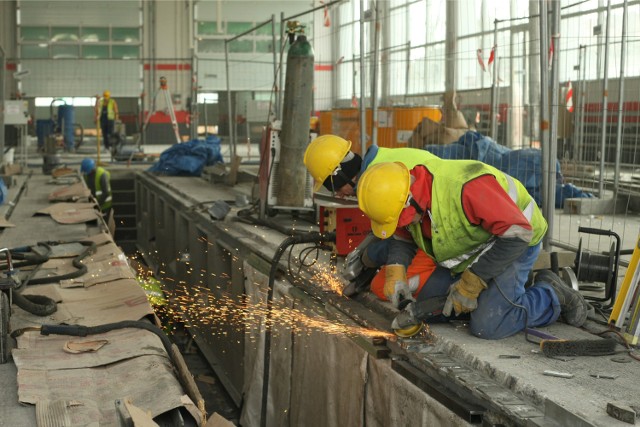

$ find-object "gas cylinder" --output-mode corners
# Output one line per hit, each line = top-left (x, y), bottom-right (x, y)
(57, 104), (75, 151)
(276, 33), (314, 208)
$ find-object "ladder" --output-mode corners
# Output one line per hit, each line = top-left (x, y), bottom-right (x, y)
(609, 233), (640, 344)
(143, 76), (182, 145)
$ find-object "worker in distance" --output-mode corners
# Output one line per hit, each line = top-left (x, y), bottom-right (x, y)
(80, 157), (113, 218)
(95, 90), (119, 151)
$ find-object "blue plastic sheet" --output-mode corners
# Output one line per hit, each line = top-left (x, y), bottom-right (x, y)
(424, 131), (593, 208)
(148, 136), (224, 176)
(0, 178), (7, 205)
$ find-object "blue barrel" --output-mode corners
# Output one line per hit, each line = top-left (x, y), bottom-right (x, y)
(57, 105), (75, 150)
(36, 119), (55, 148)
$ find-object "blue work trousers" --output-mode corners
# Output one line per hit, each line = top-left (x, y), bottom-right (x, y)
(367, 239), (561, 340)
(470, 243), (560, 339)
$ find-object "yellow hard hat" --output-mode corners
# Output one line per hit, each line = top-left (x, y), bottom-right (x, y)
(103, 90), (110, 98)
(303, 134), (351, 192)
(357, 162), (410, 239)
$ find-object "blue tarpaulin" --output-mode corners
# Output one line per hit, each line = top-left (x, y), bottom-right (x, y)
(148, 136), (224, 176)
(424, 131), (594, 208)
(0, 178), (7, 205)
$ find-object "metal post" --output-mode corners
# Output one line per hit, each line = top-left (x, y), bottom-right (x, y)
(578, 45), (587, 162)
(0, 45), (5, 164)
(528, 0), (541, 144)
(404, 41), (411, 104)
(598, 0), (611, 198)
(539, 0), (551, 249)
(573, 46), (583, 160)
(614, 0), (628, 195)
(271, 15), (279, 119)
(359, 0), (367, 154)
(279, 12), (285, 120)
(224, 40), (236, 160)
(190, 55), (198, 141)
(547, 0), (561, 248)
(490, 19), (499, 140)
(371, 2), (380, 146)
(188, 1), (197, 141)
(445, 0), (457, 94)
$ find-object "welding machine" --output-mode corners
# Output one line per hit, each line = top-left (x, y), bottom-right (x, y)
(316, 199), (371, 257)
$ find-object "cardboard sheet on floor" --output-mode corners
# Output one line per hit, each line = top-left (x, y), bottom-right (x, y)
(48, 182), (91, 202)
(84, 231), (114, 245)
(85, 241), (122, 263)
(20, 354), (202, 425)
(28, 258), (80, 281)
(13, 327), (167, 370)
(37, 202), (99, 224)
(46, 242), (87, 258)
(12, 278), (152, 330)
(0, 217), (15, 228)
(83, 258), (135, 286)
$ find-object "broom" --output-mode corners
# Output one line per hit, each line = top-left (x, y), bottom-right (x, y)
(525, 328), (619, 357)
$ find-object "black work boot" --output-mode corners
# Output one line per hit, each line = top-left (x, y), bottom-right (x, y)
(535, 270), (588, 327)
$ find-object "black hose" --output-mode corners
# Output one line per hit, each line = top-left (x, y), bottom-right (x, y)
(13, 294), (57, 316)
(0, 244), (51, 273)
(41, 320), (173, 357)
(260, 231), (335, 427)
(27, 241), (96, 285)
(2, 241), (95, 317)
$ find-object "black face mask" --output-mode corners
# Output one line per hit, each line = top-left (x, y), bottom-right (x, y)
(322, 154), (363, 192)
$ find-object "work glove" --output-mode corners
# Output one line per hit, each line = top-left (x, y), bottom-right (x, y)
(443, 269), (488, 317)
(384, 264), (415, 309)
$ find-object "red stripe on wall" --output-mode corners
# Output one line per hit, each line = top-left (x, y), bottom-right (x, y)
(6, 63), (17, 71)
(143, 63), (192, 71)
(314, 64), (333, 71)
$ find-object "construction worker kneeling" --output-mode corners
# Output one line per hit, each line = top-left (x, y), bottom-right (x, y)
(356, 160), (590, 340)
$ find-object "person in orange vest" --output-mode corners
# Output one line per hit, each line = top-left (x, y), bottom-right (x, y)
(95, 90), (119, 150)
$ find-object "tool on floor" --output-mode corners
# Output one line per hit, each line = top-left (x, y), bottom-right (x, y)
(525, 328), (619, 357)
(543, 370), (574, 379)
(609, 233), (640, 345)
(607, 401), (639, 424)
(143, 76), (181, 145)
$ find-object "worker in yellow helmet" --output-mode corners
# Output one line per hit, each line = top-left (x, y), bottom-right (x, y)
(303, 134), (439, 198)
(305, 134), (455, 337)
(95, 90), (119, 151)
(357, 161), (590, 339)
